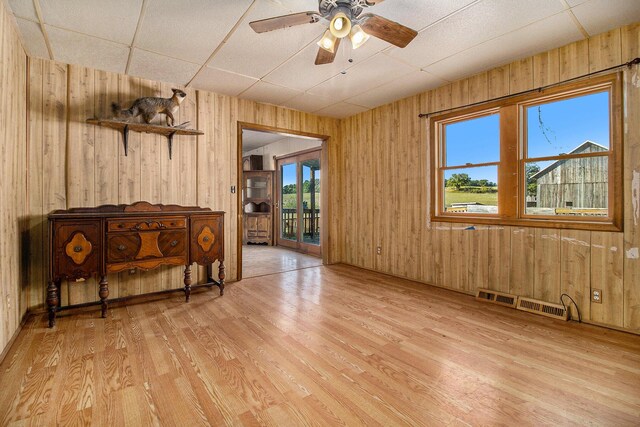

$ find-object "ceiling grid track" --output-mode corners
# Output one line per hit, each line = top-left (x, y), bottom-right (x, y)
(186, 0), (258, 88)
(32, 0), (53, 60)
(125, 0), (149, 75)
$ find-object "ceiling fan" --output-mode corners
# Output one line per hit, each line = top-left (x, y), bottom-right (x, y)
(249, 0), (418, 65)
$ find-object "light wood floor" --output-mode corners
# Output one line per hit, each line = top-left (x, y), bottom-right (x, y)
(1, 264), (639, 426)
(242, 245), (322, 278)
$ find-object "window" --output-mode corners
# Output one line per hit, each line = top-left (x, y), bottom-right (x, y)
(430, 73), (622, 231)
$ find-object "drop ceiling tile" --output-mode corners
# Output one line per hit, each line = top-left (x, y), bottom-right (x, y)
(346, 70), (446, 108)
(313, 102), (369, 118)
(239, 81), (302, 106)
(15, 18), (49, 59)
(39, 0), (142, 44)
(281, 93), (336, 113)
(208, 1), (325, 79)
(128, 49), (200, 85)
(386, 0), (566, 68)
(46, 26), (129, 73)
(363, 0), (478, 32)
(190, 67), (258, 97)
(307, 53), (416, 99)
(7, 0), (38, 21)
(423, 12), (583, 82)
(571, 0), (640, 36)
(262, 36), (388, 92)
(136, 0), (253, 64)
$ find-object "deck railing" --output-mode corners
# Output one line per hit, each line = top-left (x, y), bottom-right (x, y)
(281, 208), (320, 239)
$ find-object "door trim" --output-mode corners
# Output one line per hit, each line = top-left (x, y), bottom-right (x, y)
(237, 122), (330, 281)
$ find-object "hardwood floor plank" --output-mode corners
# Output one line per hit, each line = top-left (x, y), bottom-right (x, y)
(1, 265), (639, 426)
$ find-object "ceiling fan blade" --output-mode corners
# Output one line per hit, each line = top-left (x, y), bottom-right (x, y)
(315, 38), (341, 65)
(364, 0), (386, 4)
(249, 11), (321, 33)
(360, 14), (417, 48)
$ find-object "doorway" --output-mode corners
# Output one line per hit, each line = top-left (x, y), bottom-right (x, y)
(238, 123), (329, 280)
(276, 149), (321, 256)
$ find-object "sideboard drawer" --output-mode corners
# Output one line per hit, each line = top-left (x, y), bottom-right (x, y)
(106, 230), (187, 263)
(107, 216), (186, 232)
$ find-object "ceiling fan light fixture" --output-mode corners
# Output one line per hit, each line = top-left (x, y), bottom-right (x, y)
(329, 12), (351, 38)
(349, 24), (370, 49)
(317, 29), (337, 53)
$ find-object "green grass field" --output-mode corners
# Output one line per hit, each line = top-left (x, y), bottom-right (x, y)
(282, 193), (321, 209)
(444, 188), (498, 207)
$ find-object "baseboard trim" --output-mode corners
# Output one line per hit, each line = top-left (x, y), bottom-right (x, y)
(0, 311), (31, 365)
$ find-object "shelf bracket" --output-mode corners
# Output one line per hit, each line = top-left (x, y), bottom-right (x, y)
(167, 130), (178, 160)
(122, 124), (129, 156)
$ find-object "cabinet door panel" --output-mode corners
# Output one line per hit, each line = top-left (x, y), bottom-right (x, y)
(52, 220), (101, 280)
(191, 214), (224, 265)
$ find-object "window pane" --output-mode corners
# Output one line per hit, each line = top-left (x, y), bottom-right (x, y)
(525, 156), (608, 217)
(301, 158), (320, 246)
(526, 91), (609, 159)
(444, 113), (499, 166)
(443, 166), (498, 214)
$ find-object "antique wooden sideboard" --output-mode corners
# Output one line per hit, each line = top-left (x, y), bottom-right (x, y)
(47, 201), (224, 327)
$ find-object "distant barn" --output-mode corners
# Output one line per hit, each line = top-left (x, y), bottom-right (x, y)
(530, 140), (608, 209)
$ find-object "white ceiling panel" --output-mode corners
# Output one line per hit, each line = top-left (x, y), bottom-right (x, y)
(136, 0), (253, 64)
(263, 36), (388, 92)
(208, 1), (325, 79)
(365, 0), (478, 32)
(128, 49), (200, 85)
(424, 12), (584, 83)
(313, 102), (369, 118)
(386, 0), (566, 68)
(571, 0), (640, 36)
(307, 53), (416, 99)
(281, 93), (336, 113)
(190, 67), (258, 97)
(46, 26), (129, 73)
(7, 0), (37, 21)
(346, 70), (446, 108)
(15, 18), (49, 59)
(239, 81), (302, 106)
(39, 0), (142, 44)
(242, 129), (285, 151)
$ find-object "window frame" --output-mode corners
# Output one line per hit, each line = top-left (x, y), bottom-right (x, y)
(429, 72), (623, 232)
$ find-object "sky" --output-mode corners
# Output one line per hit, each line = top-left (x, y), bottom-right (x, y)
(281, 160), (321, 188)
(444, 90), (610, 183)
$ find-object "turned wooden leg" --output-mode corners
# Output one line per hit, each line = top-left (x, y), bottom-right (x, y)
(47, 280), (59, 328)
(218, 261), (225, 296)
(99, 275), (109, 318)
(184, 265), (192, 302)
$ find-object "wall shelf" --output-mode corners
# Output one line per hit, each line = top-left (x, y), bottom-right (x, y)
(86, 118), (204, 159)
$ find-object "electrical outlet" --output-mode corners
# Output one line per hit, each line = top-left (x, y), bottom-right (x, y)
(592, 289), (603, 303)
(376, 246), (381, 255)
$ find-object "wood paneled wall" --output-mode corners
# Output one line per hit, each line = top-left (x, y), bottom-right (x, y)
(0, 1), (27, 354)
(340, 24), (640, 333)
(25, 58), (341, 311)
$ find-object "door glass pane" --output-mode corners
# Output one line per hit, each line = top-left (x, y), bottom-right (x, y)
(302, 158), (320, 245)
(525, 157), (609, 216)
(443, 166), (498, 214)
(280, 163), (297, 241)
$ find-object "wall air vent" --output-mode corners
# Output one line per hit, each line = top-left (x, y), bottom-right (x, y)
(475, 288), (518, 308)
(516, 297), (568, 321)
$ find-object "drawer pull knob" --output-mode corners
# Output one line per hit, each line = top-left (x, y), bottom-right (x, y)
(170, 240), (178, 247)
(73, 246), (83, 253)
(203, 236), (210, 242)
(117, 244), (126, 251)
(118, 224), (124, 228)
